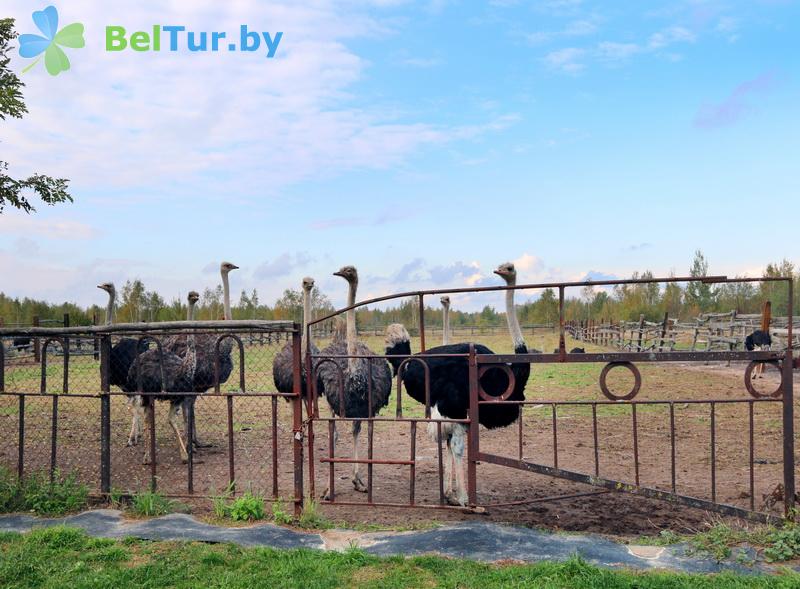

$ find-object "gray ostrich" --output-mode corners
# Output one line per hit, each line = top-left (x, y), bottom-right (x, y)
(440, 295), (451, 345)
(126, 330), (198, 464)
(316, 266), (392, 496)
(273, 277), (319, 399)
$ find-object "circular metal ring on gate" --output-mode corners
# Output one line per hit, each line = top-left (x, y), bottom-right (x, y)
(477, 364), (516, 402)
(744, 360), (783, 399)
(599, 361), (641, 401)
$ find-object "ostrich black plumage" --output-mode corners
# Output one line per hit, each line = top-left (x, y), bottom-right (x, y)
(164, 262), (239, 448)
(126, 332), (198, 464)
(316, 266), (392, 496)
(745, 329), (773, 379)
(97, 282), (150, 447)
(273, 276), (320, 400)
(384, 262), (531, 505)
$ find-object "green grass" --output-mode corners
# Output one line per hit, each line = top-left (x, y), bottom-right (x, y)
(0, 468), (88, 516)
(0, 526), (799, 589)
(637, 521), (800, 564)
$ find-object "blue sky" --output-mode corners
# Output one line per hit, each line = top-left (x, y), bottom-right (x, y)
(2, 0), (798, 309)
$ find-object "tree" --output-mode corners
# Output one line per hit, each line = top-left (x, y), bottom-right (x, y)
(685, 250), (715, 312)
(0, 19), (72, 213)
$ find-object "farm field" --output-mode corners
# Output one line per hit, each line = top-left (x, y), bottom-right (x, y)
(0, 330), (793, 537)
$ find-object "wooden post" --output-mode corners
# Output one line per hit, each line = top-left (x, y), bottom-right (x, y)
(636, 314), (645, 352)
(658, 312), (669, 352)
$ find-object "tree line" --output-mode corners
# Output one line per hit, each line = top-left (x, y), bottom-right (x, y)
(1, 252), (797, 329)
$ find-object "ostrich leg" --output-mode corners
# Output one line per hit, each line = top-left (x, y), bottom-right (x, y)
(447, 425), (468, 506)
(352, 420), (367, 493)
(168, 402), (189, 463)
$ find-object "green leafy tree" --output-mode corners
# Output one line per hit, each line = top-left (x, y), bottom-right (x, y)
(0, 18), (72, 213)
(685, 250), (716, 312)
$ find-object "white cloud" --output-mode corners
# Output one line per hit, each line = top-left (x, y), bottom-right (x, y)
(543, 47), (586, 73)
(0, 215), (98, 240)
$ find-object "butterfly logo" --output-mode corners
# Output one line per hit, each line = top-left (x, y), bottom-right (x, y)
(18, 6), (85, 76)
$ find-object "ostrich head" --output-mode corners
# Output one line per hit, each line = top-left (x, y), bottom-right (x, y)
(97, 282), (115, 295)
(302, 276), (315, 292)
(494, 262), (517, 285)
(440, 295), (450, 308)
(333, 265), (358, 285)
(188, 291), (200, 305)
(220, 261), (239, 275)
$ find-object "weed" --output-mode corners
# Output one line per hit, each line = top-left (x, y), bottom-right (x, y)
(130, 490), (177, 517)
(271, 499), (293, 525)
(0, 468), (88, 516)
(297, 497), (332, 530)
(229, 491), (265, 522)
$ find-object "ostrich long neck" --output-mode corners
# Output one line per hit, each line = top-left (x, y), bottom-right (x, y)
(187, 301), (195, 321)
(302, 288), (311, 361)
(505, 283), (525, 351)
(345, 279), (357, 370)
(222, 271), (232, 320)
(442, 305), (450, 345)
(105, 291), (115, 326)
(184, 333), (197, 384)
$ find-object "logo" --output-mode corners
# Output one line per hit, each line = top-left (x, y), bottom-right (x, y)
(19, 6), (85, 76)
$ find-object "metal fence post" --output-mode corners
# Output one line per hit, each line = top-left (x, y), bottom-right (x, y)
(418, 294), (426, 353)
(33, 315), (41, 362)
(783, 280), (795, 517)
(467, 344), (479, 506)
(100, 335), (111, 494)
(292, 326), (304, 517)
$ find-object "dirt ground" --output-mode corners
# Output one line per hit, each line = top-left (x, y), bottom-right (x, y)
(1, 332), (796, 538)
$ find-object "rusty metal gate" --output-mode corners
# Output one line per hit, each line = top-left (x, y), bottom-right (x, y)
(307, 274), (795, 522)
(0, 320), (305, 515)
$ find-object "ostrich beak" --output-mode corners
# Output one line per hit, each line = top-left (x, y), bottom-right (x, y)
(493, 270), (504, 276)
(333, 271), (344, 277)
(230, 264), (239, 270)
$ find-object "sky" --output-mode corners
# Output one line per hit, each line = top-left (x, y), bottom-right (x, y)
(2, 0), (798, 310)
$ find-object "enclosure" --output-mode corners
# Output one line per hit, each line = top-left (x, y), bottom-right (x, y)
(0, 275), (795, 532)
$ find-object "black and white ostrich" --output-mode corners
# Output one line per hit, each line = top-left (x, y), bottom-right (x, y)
(440, 295), (451, 345)
(745, 329), (772, 378)
(273, 276), (319, 399)
(164, 263), (238, 447)
(97, 282), (150, 447)
(384, 262), (531, 506)
(126, 331), (198, 464)
(316, 266), (392, 496)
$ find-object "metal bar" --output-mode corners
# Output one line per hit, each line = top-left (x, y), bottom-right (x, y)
(0, 319), (296, 337)
(328, 420), (335, 500)
(480, 350), (782, 363)
(437, 421), (445, 504)
(518, 406), (523, 460)
(749, 401), (755, 511)
(148, 403), (157, 492)
(292, 328), (304, 516)
(187, 399), (194, 494)
(632, 404), (639, 487)
(710, 402), (716, 504)
(227, 395), (235, 491)
(100, 336), (111, 494)
(418, 293), (426, 353)
(558, 286), (565, 355)
(367, 420), (374, 503)
(62, 313), (69, 394)
(18, 395), (24, 479)
(552, 404), (558, 470)
(272, 395), (279, 498)
(478, 452), (778, 524)
(467, 344), (479, 506)
(49, 395), (58, 484)
(670, 402), (676, 494)
(321, 458), (415, 465)
(409, 421), (417, 505)
(592, 403), (599, 477)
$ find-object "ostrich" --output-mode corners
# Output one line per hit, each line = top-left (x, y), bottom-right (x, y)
(384, 262), (531, 506)
(126, 330), (198, 464)
(97, 282), (150, 446)
(316, 266), (392, 496)
(746, 329), (772, 378)
(273, 277), (319, 399)
(440, 295), (451, 345)
(164, 263), (238, 447)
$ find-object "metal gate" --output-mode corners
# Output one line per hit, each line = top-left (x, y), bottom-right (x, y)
(307, 274), (795, 522)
